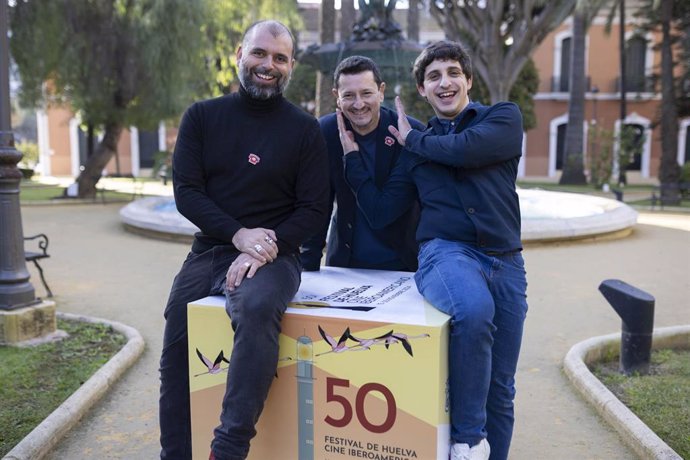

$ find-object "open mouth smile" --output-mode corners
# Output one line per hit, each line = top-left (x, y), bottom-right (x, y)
(254, 71), (277, 82)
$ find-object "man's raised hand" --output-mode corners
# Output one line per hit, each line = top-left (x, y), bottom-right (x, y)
(387, 96), (412, 146)
(336, 109), (359, 153)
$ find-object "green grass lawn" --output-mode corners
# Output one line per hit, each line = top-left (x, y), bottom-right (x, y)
(518, 181), (690, 208)
(19, 180), (141, 202)
(593, 349), (690, 458)
(0, 319), (126, 456)
(517, 180), (655, 194)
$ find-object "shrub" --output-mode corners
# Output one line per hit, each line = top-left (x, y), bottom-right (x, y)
(16, 140), (39, 170)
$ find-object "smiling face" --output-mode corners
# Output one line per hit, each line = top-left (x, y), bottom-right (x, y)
(417, 59), (472, 120)
(237, 24), (294, 100)
(334, 70), (385, 136)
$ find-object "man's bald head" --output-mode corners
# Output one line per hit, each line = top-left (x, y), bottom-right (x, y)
(242, 20), (296, 59)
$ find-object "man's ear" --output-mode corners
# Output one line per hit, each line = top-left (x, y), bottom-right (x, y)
(332, 88), (340, 108)
(378, 81), (386, 101)
(467, 77), (473, 92)
(236, 46), (243, 62)
(417, 84), (426, 98)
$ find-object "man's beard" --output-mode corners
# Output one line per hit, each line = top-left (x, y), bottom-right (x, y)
(238, 62), (291, 100)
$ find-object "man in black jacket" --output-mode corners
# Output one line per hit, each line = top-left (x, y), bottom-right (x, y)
(300, 56), (424, 272)
(345, 41), (528, 460)
(159, 20), (329, 460)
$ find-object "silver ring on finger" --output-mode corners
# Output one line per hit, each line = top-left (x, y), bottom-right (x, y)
(243, 262), (251, 268)
(254, 244), (263, 253)
(264, 236), (274, 245)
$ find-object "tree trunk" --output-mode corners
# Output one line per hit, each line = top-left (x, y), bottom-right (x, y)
(407, 0), (419, 42)
(87, 123), (95, 158)
(316, 0), (335, 118)
(340, 0), (355, 42)
(74, 122), (122, 198)
(560, 11), (587, 184)
(658, 0), (680, 203)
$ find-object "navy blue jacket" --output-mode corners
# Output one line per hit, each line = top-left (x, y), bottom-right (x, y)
(345, 101), (523, 253)
(300, 106), (425, 271)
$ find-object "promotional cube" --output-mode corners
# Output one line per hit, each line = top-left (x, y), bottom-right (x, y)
(188, 267), (450, 460)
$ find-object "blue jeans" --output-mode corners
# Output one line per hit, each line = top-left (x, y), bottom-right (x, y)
(159, 245), (301, 460)
(414, 239), (528, 460)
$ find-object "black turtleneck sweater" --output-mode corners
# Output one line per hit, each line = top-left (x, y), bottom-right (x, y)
(172, 87), (330, 255)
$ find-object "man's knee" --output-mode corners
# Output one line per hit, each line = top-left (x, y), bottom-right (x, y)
(450, 298), (495, 332)
(227, 257), (298, 313)
(225, 285), (286, 329)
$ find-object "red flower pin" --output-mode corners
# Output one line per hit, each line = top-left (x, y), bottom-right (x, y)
(248, 153), (261, 165)
(384, 136), (395, 147)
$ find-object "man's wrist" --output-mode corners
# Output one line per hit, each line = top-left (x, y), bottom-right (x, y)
(231, 227), (246, 247)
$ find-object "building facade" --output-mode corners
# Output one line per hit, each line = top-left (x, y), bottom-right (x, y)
(528, 15), (688, 182)
(35, 104), (170, 178)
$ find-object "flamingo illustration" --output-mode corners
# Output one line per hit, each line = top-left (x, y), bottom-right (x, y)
(314, 326), (430, 357)
(195, 348), (229, 377)
(316, 325), (351, 356)
(384, 333), (431, 357)
(348, 330), (393, 350)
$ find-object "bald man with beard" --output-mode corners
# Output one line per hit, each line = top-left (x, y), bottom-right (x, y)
(159, 20), (329, 460)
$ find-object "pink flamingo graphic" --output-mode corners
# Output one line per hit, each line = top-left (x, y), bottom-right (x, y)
(348, 330), (394, 350)
(314, 325), (431, 357)
(316, 325), (351, 356)
(194, 348), (229, 377)
(384, 333), (431, 357)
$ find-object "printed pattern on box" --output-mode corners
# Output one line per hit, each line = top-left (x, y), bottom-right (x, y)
(188, 267), (450, 460)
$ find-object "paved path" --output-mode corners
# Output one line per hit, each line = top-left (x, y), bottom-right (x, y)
(18, 202), (690, 460)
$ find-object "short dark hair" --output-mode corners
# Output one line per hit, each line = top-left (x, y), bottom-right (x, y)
(333, 55), (384, 89)
(413, 40), (473, 87)
(242, 20), (296, 59)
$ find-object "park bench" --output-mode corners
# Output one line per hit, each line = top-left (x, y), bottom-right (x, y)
(650, 182), (689, 210)
(24, 233), (53, 298)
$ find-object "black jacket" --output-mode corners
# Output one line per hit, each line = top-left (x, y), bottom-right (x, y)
(300, 106), (424, 271)
(345, 101), (524, 253)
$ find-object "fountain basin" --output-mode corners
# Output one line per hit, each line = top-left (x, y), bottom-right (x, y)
(519, 189), (638, 242)
(120, 189), (638, 244)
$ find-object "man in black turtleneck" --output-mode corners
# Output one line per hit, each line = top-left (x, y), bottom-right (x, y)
(159, 20), (329, 460)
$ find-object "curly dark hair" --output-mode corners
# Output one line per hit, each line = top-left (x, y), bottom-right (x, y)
(413, 40), (473, 87)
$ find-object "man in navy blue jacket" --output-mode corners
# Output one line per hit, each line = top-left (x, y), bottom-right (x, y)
(300, 56), (424, 272)
(344, 41), (528, 460)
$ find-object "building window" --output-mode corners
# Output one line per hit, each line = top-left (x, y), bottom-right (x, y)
(625, 35), (648, 92)
(684, 125), (690, 164)
(556, 123), (567, 170)
(552, 31), (573, 93)
(559, 37), (571, 92)
(138, 130), (159, 168)
(623, 123), (644, 171)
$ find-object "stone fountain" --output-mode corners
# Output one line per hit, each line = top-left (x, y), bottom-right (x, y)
(300, 0), (422, 106)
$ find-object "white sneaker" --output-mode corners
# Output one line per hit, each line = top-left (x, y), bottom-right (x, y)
(469, 439), (490, 460)
(450, 442), (471, 460)
(450, 439), (490, 460)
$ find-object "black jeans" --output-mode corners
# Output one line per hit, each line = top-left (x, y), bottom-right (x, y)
(159, 245), (301, 460)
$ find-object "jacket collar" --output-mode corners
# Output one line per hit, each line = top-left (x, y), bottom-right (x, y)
(428, 101), (481, 134)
